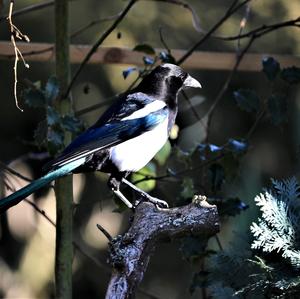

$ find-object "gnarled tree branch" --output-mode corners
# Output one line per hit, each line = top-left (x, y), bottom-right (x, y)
(105, 197), (219, 299)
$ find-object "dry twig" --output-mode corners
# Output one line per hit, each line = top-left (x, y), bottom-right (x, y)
(7, 0), (30, 111)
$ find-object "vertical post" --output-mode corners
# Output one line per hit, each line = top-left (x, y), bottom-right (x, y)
(54, 1), (73, 298)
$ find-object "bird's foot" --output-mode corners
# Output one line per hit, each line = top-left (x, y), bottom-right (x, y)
(121, 177), (169, 209)
(134, 194), (169, 209)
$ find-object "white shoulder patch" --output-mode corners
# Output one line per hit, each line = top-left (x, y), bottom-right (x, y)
(122, 100), (166, 121)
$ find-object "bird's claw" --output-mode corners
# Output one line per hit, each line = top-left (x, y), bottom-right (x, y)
(134, 195), (168, 209)
(148, 197), (169, 209)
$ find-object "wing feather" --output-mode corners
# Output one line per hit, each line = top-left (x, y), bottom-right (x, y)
(46, 108), (168, 171)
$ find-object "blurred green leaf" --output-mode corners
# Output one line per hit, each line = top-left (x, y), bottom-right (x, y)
(181, 177), (195, 200)
(281, 66), (300, 84)
(233, 89), (260, 113)
(154, 140), (171, 165)
(132, 43), (155, 55)
(131, 162), (156, 192)
(45, 76), (60, 103)
(262, 57), (280, 81)
(268, 94), (287, 125)
(24, 88), (46, 108)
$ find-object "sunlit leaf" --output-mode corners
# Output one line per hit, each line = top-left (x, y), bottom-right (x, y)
(122, 67), (137, 79)
(228, 139), (248, 153)
(208, 144), (223, 153)
(143, 56), (154, 65)
(233, 89), (260, 113)
(262, 57), (280, 81)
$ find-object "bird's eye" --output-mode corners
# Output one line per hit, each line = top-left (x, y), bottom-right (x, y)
(166, 76), (183, 88)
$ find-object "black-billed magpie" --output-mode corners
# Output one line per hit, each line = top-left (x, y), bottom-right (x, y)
(0, 63), (201, 212)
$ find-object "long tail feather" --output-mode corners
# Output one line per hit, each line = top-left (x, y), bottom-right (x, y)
(0, 158), (86, 213)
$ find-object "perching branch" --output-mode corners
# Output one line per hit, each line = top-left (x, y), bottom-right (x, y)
(105, 197), (219, 299)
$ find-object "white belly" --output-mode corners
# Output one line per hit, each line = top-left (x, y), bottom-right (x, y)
(110, 118), (168, 172)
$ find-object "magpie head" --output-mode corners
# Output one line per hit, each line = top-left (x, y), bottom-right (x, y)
(136, 63), (201, 99)
(160, 63), (201, 91)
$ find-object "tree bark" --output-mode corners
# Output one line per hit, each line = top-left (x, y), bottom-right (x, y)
(105, 197), (219, 299)
(54, 1), (73, 298)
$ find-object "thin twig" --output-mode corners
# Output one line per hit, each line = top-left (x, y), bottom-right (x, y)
(7, 0), (30, 111)
(177, 0), (251, 65)
(24, 198), (56, 226)
(71, 13), (122, 39)
(132, 153), (226, 186)
(159, 27), (171, 54)
(216, 17), (300, 41)
(0, 161), (32, 182)
(148, 0), (201, 32)
(22, 197), (110, 272)
(96, 223), (113, 242)
(215, 234), (223, 251)
(245, 109), (266, 140)
(0, 0), (54, 23)
(65, 0), (137, 97)
(181, 90), (207, 130)
(205, 36), (255, 142)
(236, 3), (251, 51)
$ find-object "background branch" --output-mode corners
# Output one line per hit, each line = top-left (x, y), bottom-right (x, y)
(0, 0), (54, 23)
(177, 0), (251, 65)
(65, 0), (137, 97)
(105, 199), (219, 298)
(54, 1), (73, 298)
